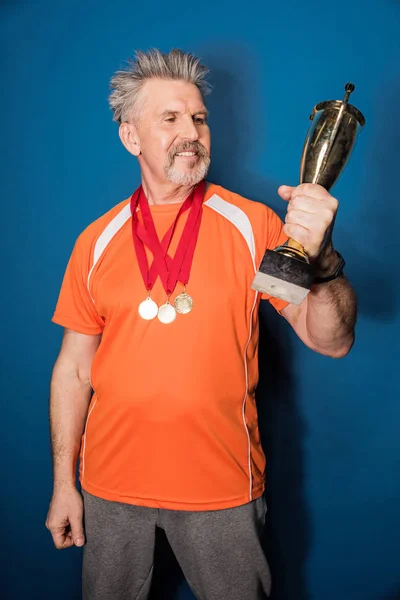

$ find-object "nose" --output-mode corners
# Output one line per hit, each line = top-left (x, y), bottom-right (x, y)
(180, 115), (199, 142)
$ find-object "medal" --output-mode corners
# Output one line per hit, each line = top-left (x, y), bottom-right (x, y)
(157, 301), (177, 324)
(174, 287), (193, 314)
(138, 296), (159, 320)
(131, 180), (205, 323)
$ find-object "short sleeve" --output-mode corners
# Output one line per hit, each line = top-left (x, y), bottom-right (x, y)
(260, 207), (290, 314)
(52, 234), (105, 335)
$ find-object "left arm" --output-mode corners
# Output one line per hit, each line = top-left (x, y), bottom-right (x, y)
(281, 247), (357, 358)
(277, 184), (357, 358)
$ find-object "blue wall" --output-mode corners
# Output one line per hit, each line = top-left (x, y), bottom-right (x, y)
(2, 1), (399, 599)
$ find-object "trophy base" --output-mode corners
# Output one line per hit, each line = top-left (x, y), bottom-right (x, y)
(252, 249), (314, 305)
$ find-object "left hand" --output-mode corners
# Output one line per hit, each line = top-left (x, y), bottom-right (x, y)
(278, 183), (338, 261)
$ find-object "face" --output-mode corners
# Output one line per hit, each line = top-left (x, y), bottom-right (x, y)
(120, 79), (211, 186)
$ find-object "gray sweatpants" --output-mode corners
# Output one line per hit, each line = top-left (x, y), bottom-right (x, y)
(82, 491), (271, 600)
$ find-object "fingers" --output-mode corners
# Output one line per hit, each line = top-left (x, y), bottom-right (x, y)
(283, 223), (310, 247)
(47, 524), (73, 550)
(278, 183), (334, 203)
(46, 489), (85, 550)
(47, 519), (84, 549)
(289, 195), (327, 213)
(278, 185), (295, 201)
(286, 207), (334, 230)
(280, 185), (338, 233)
(69, 513), (85, 547)
(279, 183), (338, 259)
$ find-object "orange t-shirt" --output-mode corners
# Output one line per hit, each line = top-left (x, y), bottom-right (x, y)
(52, 182), (289, 510)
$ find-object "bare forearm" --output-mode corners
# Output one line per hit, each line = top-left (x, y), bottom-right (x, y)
(282, 247), (357, 357)
(306, 274), (357, 357)
(50, 365), (92, 489)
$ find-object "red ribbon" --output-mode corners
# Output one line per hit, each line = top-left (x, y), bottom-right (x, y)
(131, 180), (205, 295)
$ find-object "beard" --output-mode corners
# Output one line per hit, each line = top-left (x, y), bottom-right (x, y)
(163, 141), (211, 186)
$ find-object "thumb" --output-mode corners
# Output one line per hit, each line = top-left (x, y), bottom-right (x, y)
(278, 185), (295, 201)
(69, 514), (85, 547)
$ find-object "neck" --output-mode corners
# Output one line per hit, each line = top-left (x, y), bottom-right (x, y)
(141, 175), (196, 206)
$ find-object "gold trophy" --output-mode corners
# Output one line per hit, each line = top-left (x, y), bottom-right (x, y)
(252, 83), (365, 305)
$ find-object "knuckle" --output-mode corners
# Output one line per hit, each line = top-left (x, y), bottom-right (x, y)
(297, 183), (314, 195)
(284, 223), (302, 240)
(331, 197), (339, 211)
(71, 512), (83, 523)
(312, 183), (327, 194)
(290, 192), (304, 203)
(291, 209), (304, 224)
(287, 205), (297, 216)
(285, 211), (297, 224)
(289, 196), (301, 208)
(322, 208), (334, 224)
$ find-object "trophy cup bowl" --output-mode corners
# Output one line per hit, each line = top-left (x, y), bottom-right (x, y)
(252, 83), (366, 305)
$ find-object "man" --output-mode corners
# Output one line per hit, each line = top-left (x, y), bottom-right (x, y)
(46, 49), (356, 599)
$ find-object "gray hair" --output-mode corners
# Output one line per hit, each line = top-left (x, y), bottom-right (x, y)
(109, 48), (212, 124)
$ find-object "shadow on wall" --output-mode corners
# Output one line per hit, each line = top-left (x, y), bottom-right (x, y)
(383, 592), (400, 600)
(258, 307), (309, 600)
(345, 79), (399, 322)
(207, 46), (310, 600)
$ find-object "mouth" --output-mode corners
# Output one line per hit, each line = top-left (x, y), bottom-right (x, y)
(175, 151), (198, 157)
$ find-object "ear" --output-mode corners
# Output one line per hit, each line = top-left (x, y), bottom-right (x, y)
(119, 122), (141, 156)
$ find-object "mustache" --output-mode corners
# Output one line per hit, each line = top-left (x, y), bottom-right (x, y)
(167, 141), (209, 162)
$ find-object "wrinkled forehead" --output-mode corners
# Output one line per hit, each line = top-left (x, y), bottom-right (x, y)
(138, 79), (207, 118)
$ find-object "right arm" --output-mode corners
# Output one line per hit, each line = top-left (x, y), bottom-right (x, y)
(45, 329), (101, 549)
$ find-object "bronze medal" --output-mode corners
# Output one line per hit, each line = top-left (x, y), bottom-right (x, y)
(174, 292), (193, 315)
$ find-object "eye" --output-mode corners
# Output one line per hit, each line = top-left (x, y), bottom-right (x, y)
(165, 117), (176, 123)
(193, 116), (206, 124)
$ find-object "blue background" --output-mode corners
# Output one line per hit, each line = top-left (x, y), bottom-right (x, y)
(1, 1), (399, 599)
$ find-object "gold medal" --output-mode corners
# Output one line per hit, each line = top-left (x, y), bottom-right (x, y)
(138, 297), (159, 320)
(174, 291), (193, 315)
(157, 301), (177, 324)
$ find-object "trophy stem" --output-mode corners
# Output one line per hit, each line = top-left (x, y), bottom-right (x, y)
(275, 238), (309, 263)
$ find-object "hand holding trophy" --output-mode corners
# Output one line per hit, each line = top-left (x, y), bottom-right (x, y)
(252, 84), (365, 305)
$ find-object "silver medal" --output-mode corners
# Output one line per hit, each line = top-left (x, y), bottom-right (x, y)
(138, 297), (159, 320)
(157, 302), (177, 324)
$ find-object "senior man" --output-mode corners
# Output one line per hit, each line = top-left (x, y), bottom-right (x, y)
(46, 49), (356, 600)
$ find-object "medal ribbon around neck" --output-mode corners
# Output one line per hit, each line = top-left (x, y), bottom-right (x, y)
(130, 179), (205, 319)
